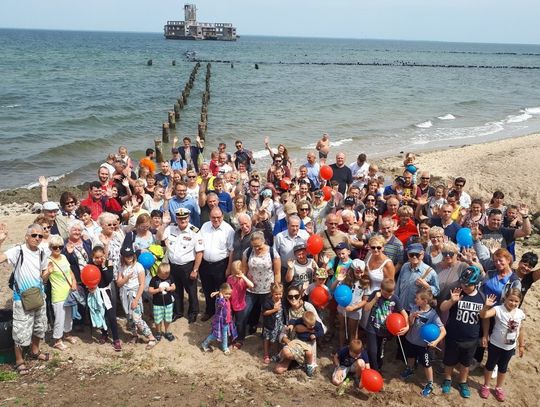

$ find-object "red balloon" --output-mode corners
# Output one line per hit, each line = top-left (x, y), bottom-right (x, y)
(386, 312), (406, 336)
(279, 178), (290, 191)
(306, 234), (324, 255)
(322, 186), (332, 201)
(310, 286), (330, 308)
(361, 368), (384, 392)
(81, 264), (101, 288)
(320, 165), (333, 180)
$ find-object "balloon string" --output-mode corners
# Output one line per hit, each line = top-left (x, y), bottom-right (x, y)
(397, 336), (407, 365)
(424, 339), (442, 351)
(344, 311), (348, 341)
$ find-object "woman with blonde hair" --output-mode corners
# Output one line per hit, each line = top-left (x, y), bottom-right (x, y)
(365, 235), (395, 291)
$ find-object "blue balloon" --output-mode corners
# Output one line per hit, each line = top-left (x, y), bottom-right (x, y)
(456, 227), (473, 247)
(420, 323), (441, 343)
(406, 164), (417, 174)
(138, 252), (155, 270)
(334, 284), (353, 307)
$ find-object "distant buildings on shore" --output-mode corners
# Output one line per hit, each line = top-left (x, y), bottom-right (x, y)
(164, 4), (237, 41)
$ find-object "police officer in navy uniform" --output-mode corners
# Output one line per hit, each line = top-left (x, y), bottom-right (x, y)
(163, 207), (203, 323)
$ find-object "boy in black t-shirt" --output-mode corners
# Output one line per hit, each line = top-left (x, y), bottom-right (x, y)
(148, 263), (176, 342)
(439, 266), (485, 399)
(332, 339), (370, 389)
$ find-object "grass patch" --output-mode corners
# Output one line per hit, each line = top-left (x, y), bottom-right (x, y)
(0, 370), (18, 382)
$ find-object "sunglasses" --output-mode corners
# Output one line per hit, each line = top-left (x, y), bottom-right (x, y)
(408, 252), (421, 258)
(366, 199), (375, 202)
(300, 207), (310, 211)
(442, 251), (456, 257)
(42, 225), (51, 230)
(370, 246), (383, 250)
(421, 177), (431, 180)
(188, 175), (196, 178)
(51, 245), (64, 250)
(64, 201), (76, 205)
(30, 233), (44, 239)
(287, 294), (301, 300)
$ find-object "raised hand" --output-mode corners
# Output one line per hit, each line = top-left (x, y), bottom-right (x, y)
(450, 287), (462, 302)
(38, 176), (48, 188)
(287, 259), (295, 269)
(485, 294), (497, 308)
(0, 223), (8, 243)
(518, 203), (529, 217)
(264, 136), (269, 146)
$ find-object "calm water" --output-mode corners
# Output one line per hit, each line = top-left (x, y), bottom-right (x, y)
(1, 29), (540, 189)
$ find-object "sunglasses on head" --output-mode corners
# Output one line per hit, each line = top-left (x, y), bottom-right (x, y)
(287, 294), (300, 300)
(30, 233), (43, 239)
(408, 252), (421, 258)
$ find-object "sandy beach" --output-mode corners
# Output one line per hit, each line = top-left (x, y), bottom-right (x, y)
(1, 134), (540, 406)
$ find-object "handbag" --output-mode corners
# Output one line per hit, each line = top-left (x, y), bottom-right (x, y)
(50, 258), (87, 308)
(19, 287), (44, 312)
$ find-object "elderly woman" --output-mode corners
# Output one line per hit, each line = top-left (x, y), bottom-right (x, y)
(47, 235), (78, 350)
(237, 231), (281, 347)
(33, 215), (53, 256)
(365, 235), (395, 291)
(63, 220), (93, 284)
(424, 226), (446, 269)
(481, 248), (520, 304)
(436, 242), (471, 302)
(76, 205), (101, 241)
(394, 205), (418, 246)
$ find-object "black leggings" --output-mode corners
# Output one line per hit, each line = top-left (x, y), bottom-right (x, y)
(366, 332), (388, 371)
(101, 290), (119, 341)
(485, 342), (515, 374)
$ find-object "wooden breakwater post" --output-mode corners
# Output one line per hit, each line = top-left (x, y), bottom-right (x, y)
(174, 103), (180, 120)
(162, 123), (170, 143)
(198, 121), (206, 140)
(155, 139), (164, 162)
(168, 111), (176, 130)
(177, 97), (184, 110)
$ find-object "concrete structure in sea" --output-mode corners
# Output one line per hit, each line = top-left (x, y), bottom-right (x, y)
(164, 4), (237, 41)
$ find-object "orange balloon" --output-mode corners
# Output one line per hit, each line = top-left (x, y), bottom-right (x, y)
(81, 264), (101, 288)
(310, 286), (330, 308)
(320, 165), (333, 180)
(361, 368), (384, 392)
(386, 312), (407, 336)
(306, 234), (324, 255)
(322, 185), (332, 201)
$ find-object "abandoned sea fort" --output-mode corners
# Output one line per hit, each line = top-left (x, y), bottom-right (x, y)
(164, 4), (237, 41)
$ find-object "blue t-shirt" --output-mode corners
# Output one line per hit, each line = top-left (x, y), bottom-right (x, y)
(217, 191), (233, 214)
(481, 270), (520, 304)
(326, 258), (353, 293)
(337, 346), (369, 367)
(405, 306), (443, 347)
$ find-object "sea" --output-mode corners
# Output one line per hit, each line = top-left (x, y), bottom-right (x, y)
(1, 28), (540, 190)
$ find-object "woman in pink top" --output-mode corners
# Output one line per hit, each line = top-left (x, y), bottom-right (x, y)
(226, 260), (254, 349)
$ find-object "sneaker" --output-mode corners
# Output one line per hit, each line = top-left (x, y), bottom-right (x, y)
(458, 382), (471, 398)
(113, 340), (122, 352)
(155, 333), (162, 342)
(494, 387), (505, 402)
(306, 364), (316, 377)
(400, 367), (414, 379)
(441, 379), (452, 394)
(201, 343), (212, 352)
(479, 385), (490, 399)
(163, 332), (175, 342)
(223, 348), (231, 355)
(422, 382), (434, 397)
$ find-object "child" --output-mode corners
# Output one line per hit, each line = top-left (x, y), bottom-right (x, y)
(401, 289), (446, 397)
(274, 310), (324, 377)
(209, 151), (220, 176)
(439, 266), (484, 398)
(286, 242), (317, 294)
(479, 289), (526, 402)
(262, 283), (285, 364)
(201, 283), (237, 355)
(326, 242), (353, 282)
(403, 152), (418, 183)
(227, 260), (254, 349)
(90, 246), (121, 351)
(364, 278), (409, 371)
(305, 268), (329, 300)
(148, 263), (176, 342)
(332, 259), (371, 348)
(332, 339), (370, 390)
(426, 185), (447, 219)
(116, 247), (157, 349)
(118, 145), (134, 170)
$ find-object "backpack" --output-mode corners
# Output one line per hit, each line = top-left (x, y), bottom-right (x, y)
(8, 245), (45, 291)
(148, 244), (165, 277)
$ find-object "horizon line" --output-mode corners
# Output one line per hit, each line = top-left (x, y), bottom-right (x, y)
(1, 26), (539, 47)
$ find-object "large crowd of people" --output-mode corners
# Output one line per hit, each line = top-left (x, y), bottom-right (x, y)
(0, 133), (538, 401)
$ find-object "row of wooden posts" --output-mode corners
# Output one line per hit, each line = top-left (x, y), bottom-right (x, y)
(154, 62), (202, 163)
(198, 63), (211, 141)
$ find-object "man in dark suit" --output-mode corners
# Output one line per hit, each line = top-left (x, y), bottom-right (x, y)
(175, 136), (204, 173)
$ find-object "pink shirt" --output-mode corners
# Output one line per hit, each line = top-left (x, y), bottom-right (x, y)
(227, 275), (248, 312)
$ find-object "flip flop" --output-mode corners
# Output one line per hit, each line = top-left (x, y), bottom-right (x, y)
(146, 340), (156, 350)
(64, 336), (78, 344)
(14, 363), (30, 375)
(29, 351), (50, 362)
(53, 342), (68, 351)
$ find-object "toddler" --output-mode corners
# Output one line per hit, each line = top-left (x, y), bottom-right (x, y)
(262, 283), (285, 364)
(201, 283), (236, 354)
(227, 260), (254, 349)
(148, 263), (176, 342)
(332, 339), (370, 390)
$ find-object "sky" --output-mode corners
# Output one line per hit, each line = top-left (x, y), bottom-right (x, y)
(1, 0), (539, 44)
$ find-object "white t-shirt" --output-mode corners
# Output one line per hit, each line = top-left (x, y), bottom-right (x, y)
(118, 262), (145, 291)
(5, 245), (48, 301)
(489, 305), (525, 351)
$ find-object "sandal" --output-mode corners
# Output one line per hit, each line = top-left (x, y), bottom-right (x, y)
(29, 351), (50, 362)
(53, 341), (68, 351)
(146, 340), (156, 350)
(14, 363), (30, 376)
(64, 336), (78, 344)
(232, 342), (243, 350)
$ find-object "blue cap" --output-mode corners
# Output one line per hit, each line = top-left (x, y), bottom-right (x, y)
(407, 243), (424, 254)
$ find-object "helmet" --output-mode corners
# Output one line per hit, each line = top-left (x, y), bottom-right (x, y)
(459, 265), (482, 286)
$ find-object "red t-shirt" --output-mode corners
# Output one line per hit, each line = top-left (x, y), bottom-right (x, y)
(227, 275), (248, 312)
